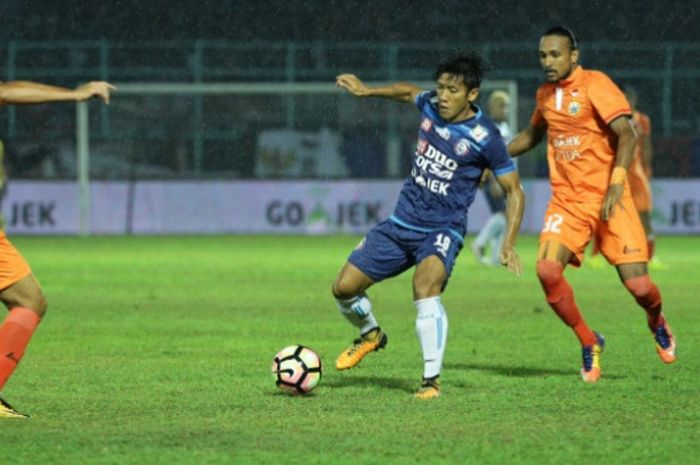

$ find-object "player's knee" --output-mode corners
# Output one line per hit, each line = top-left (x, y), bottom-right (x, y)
(332, 276), (358, 300)
(35, 292), (47, 317)
(623, 275), (653, 300)
(536, 260), (563, 289)
(412, 277), (442, 300)
(26, 290), (47, 317)
(10, 290), (47, 318)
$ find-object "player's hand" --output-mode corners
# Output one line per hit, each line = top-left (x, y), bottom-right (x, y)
(74, 81), (116, 104)
(601, 183), (624, 221)
(336, 74), (371, 96)
(499, 246), (522, 276)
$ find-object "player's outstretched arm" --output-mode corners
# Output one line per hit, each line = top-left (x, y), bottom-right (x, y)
(601, 116), (637, 221)
(507, 123), (547, 158)
(495, 170), (525, 276)
(0, 80), (115, 105)
(335, 74), (421, 103)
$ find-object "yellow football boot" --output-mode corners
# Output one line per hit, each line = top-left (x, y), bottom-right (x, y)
(581, 332), (606, 383)
(335, 328), (387, 370)
(415, 377), (441, 400)
(0, 397), (29, 419)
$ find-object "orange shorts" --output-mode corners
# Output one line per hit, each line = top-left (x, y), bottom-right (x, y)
(540, 195), (648, 267)
(0, 232), (32, 291)
(628, 173), (652, 212)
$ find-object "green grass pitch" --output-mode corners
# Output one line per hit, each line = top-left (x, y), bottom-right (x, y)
(2, 234), (698, 465)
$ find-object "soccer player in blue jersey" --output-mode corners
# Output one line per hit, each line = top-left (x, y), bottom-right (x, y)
(332, 52), (525, 399)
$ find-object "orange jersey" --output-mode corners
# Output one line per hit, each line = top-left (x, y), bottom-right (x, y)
(0, 232), (32, 290)
(628, 110), (653, 211)
(531, 66), (632, 203)
(628, 111), (652, 181)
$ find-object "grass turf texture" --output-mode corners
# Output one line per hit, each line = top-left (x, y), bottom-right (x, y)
(1, 234), (698, 465)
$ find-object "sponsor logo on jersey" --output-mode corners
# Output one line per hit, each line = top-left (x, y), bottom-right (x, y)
(421, 144), (458, 171)
(553, 135), (580, 148)
(623, 245), (641, 254)
(420, 118), (432, 132)
(412, 143), (458, 196)
(471, 124), (488, 142)
(553, 135), (581, 162)
(568, 101), (581, 115)
(435, 126), (451, 140)
(454, 138), (470, 156)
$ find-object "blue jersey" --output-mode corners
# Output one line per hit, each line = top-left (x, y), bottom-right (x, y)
(390, 90), (516, 240)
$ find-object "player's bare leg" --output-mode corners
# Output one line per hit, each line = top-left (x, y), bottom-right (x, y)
(412, 256), (448, 399)
(638, 211), (663, 269)
(617, 263), (676, 363)
(587, 235), (605, 270)
(0, 274), (47, 418)
(332, 262), (387, 370)
(536, 241), (604, 382)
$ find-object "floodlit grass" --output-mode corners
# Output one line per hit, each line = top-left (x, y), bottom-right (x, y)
(1, 234), (698, 465)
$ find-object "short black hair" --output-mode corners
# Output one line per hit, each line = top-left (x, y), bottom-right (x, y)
(434, 51), (489, 90)
(543, 26), (579, 50)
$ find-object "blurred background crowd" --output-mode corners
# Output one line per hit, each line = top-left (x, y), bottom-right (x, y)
(0, 0), (698, 180)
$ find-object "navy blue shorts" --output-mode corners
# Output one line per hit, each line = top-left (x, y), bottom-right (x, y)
(348, 219), (463, 285)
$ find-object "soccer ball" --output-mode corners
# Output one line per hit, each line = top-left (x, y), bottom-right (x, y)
(271, 345), (322, 395)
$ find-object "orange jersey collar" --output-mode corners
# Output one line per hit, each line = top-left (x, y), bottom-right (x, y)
(557, 65), (583, 87)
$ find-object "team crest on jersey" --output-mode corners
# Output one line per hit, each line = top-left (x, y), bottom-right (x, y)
(568, 101), (581, 115)
(435, 126), (451, 140)
(454, 138), (470, 156)
(471, 125), (488, 142)
(420, 118), (432, 132)
(417, 139), (428, 154)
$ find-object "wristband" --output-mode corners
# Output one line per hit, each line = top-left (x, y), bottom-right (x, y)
(609, 167), (627, 185)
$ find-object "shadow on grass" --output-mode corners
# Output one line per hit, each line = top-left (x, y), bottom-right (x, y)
(323, 374), (415, 393)
(443, 362), (627, 380)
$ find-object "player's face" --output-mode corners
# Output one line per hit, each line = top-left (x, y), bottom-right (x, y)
(436, 73), (479, 122)
(539, 35), (579, 82)
(488, 98), (508, 122)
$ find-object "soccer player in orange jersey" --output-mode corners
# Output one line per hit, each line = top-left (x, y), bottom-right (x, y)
(624, 87), (658, 263)
(508, 26), (676, 383)
(589, 86), (658, 268)
(0, 80), (114, 418)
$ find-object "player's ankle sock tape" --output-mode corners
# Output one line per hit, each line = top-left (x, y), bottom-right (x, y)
(415, 296), (448, 379)
(336, 293), (378, 334)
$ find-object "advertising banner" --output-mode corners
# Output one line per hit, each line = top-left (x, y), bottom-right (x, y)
(2, 180), (698, 235)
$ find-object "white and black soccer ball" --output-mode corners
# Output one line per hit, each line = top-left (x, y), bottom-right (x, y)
(271, 345), (322, 395)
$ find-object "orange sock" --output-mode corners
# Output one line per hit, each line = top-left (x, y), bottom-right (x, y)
(537, 261), (597, 346)
(0, 308), (41, 390)
(623, 275), (664, 330)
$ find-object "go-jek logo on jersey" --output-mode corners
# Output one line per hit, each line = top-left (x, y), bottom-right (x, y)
(412, 142), (458, 196)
